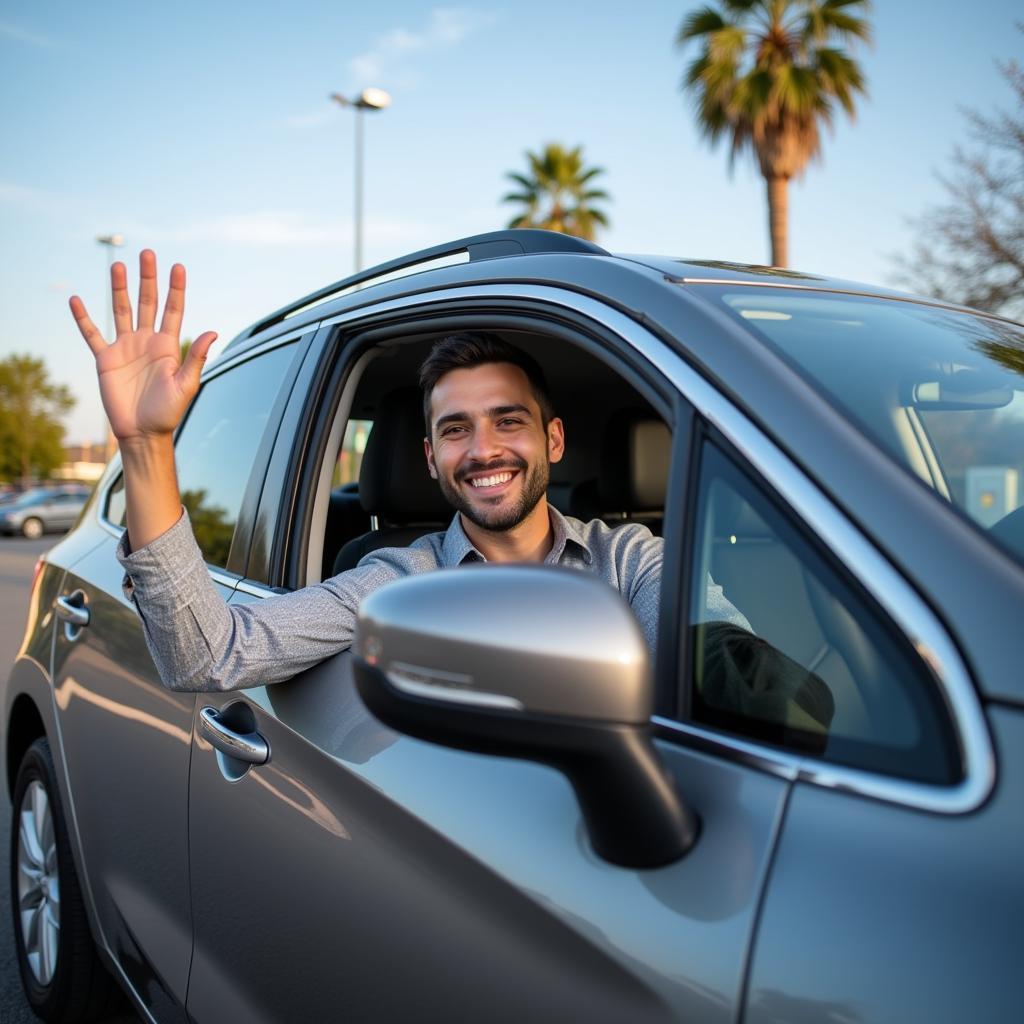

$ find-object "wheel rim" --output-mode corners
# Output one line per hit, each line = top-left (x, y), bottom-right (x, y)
(23, 519), (43, 539)
(16, 780), (60, 985)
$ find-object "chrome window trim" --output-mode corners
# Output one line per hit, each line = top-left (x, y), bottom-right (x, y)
(234, 578), (272, 599)
(315, 282), (994, 814)
(203, 325), (312, 381)
(96, 453), (125, 538)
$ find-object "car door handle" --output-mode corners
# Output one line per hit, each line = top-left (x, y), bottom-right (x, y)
(55, 594), (90, 628)
(199, 706), (270, 765)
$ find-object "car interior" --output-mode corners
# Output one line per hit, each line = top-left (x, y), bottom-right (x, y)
(309, 330), (669, 585)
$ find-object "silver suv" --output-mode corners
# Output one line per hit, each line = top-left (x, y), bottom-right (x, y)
(4, 231), (1023, 1023)
(0, 488), (89, 538)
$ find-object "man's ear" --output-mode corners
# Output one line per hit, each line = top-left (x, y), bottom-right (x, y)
(424, 437), (438, 479)
(547, 417), (565, 464)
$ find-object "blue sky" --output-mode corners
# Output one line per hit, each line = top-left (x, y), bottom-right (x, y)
(1, 0), (1021, 443)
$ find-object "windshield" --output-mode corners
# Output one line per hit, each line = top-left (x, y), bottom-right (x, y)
(705, 288), (1024, 566)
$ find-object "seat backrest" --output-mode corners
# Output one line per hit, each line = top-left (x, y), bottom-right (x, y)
(593, 409), (671, 529)
(332, 388), (451, 574)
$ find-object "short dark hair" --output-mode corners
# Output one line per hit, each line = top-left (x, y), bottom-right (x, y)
(418, 332), (555, 434)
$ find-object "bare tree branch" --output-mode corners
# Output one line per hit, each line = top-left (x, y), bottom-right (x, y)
(893, 37), (1024, 319)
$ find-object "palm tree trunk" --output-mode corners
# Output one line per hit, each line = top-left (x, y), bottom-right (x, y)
(766, 176), (789, 268)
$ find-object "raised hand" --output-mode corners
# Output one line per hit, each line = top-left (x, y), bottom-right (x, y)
(69, 250), (217, 443)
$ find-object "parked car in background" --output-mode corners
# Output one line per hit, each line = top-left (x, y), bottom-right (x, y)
(0, 487), (90, 538)
(2, 231), (1023, 1022)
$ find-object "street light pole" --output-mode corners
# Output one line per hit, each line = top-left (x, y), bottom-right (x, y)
(96, 233), (124, 460)
(96, 233), (124, 345)
(329, 88), (391, 273)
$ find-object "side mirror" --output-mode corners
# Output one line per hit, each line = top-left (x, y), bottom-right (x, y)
(353, 565), (698, 868)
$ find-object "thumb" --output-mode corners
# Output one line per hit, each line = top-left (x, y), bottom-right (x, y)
(176, 331), (218, 395)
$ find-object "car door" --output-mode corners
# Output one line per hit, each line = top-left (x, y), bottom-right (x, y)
(49, 338), (302, 1017)
(184, 308), (789, 1023)
(666, 414), (1012, 1022)
(677, 435), (1017, 1022)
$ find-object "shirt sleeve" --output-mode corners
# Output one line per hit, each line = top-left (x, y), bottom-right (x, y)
(611, 525), (752, 661)
(116, 508), (405, 692)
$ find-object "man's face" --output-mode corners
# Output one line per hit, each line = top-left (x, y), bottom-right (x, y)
(424, 362), (564, 532)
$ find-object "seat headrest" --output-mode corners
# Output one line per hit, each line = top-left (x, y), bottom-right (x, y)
(598, 410), (670, 511)
(359, 388), (452, 520)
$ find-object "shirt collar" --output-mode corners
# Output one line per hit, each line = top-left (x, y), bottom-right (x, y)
(440, 504), (593, 567)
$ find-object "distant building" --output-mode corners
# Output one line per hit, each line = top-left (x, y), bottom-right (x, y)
(52, 443), (109, 483)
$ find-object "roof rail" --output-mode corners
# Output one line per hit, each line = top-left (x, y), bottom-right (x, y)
(233, 229), (608, 344)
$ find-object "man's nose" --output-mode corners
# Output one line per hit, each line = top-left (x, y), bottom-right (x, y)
(468, 422), (503, 462)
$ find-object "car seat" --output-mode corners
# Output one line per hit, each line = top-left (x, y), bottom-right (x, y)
(331, 388), (452, 574)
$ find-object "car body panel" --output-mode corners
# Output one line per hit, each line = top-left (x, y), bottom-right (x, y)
(185, 611), (789, 1022)
(746, 705), (1024, 1024)
(46, 528), (224, 1016)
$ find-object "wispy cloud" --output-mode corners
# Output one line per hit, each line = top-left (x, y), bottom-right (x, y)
(348, 7), (495, 85)
(0, 20), (63, 49)
(288, 8), (497, 128)
(128, 210), (434, 248)
(0, 181), (77, 216)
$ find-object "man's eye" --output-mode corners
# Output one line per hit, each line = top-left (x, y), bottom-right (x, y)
(498, 418), (524, 427)
(441, 425), (466, 436)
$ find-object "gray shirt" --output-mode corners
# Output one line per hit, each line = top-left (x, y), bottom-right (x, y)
(118, 504), (749, 692)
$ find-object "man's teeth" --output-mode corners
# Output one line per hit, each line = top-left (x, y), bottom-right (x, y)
(470, 472), (513, 488)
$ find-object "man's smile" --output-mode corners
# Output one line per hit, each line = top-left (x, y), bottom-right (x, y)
(465, 469), (518, 494)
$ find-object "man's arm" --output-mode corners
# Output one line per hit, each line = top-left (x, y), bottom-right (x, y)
(70, 250), (216, 549)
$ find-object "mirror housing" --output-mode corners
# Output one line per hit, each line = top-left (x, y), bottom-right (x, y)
(907, 368), (1015, 410)
(354, 565), (698, 868)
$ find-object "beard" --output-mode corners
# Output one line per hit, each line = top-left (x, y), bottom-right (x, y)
(437, 454), (550, 532)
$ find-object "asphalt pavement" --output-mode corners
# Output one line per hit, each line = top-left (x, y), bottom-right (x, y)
(0, 535), (138, 1023)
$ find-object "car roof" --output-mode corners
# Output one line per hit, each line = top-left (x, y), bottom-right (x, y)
(222, 229), (1012, 363)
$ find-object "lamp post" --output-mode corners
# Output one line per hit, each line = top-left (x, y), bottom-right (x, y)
(96, 233), (124, 460)
(329, 88), (391, 273)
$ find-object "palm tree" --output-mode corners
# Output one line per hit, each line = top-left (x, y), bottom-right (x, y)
(502, 144), (610, 240)
(678, 0), (870, 267)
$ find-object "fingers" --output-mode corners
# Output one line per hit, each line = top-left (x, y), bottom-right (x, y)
(69, 296), (108, 356)
(175, 331), (218, 395)
(160, 262), (186, 339)
(111, 261), (134, 336)
(137, 249), (158, 330)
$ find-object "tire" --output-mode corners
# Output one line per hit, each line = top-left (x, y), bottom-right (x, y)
(10, 738), (119, 1022)
(21, 517), (44, 540)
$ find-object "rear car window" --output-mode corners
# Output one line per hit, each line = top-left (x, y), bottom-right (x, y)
(106, 343), (297, 568)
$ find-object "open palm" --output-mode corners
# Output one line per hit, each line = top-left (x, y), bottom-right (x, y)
(70, 250), (217, 442)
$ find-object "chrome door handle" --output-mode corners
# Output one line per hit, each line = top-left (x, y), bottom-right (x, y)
(199, 706), (270, 765)
(55, 594), (90, 627)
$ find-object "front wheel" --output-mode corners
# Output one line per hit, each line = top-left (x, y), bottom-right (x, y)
(21, 517), (44, 539)
(10, 738), (119, 1022)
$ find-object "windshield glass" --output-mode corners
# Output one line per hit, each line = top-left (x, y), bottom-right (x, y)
(705, 288), (1024, 566)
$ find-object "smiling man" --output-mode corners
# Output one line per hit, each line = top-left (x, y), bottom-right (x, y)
(421, 335), (565, 561)
(72, 253), (747, 693)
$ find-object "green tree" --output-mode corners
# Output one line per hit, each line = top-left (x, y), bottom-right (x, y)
(894, 43), (1023, 319)
(0, 355), (75, 484)
(677, 0), (871, 267)
(502, 143), (610, 240)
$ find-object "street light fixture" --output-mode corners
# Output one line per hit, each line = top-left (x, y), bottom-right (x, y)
(329, 88), (392, 273)
(96, 233), (124, 459)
